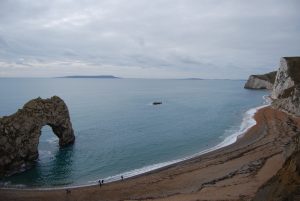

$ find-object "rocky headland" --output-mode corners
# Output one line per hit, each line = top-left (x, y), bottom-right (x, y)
(0, 96), (75, 177)
(244, 71), (277, 89)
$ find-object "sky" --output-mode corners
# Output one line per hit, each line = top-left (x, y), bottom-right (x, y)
(0, 0), (299, 79)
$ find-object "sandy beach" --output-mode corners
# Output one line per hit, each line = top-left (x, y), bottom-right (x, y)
(1, 106), (299, 201)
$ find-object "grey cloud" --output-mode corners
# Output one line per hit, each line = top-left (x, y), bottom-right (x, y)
(0, 0), (299, 78)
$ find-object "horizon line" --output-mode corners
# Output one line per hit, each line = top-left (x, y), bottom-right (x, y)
(0, 76), (247, 80)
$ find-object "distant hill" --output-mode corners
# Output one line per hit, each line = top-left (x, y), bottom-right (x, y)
(182, 78), (203, 80)
(59, 75), (121, 79)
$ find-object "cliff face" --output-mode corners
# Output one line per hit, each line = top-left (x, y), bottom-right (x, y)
(271, 57), (300, 116)
(0, 96), (75, 177)
(253, 57), (300, 201)
(244, 71), (277, 90)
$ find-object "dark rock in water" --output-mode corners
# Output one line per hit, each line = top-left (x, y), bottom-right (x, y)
(271, 57), (300, 116)
(152, 102), (162, 105)
(0, 96), (75, 177)
(244, 71), (277, 90)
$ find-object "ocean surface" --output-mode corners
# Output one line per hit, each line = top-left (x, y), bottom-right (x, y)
(0, 78), (268, 187)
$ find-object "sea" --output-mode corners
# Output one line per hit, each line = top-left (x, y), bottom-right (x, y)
(0, 78), (269, 187)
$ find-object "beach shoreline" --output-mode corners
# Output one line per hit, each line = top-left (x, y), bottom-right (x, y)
(1, 105), (299, 200)
(1, 103), (268, 190)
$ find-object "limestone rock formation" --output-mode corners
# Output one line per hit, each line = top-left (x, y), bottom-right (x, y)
(244, 71), (277, 89)
(0, 96), (75, 177)
(271, 57), (300, 116)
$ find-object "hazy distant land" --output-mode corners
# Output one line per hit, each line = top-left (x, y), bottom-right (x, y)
(59, 75), (121, 79)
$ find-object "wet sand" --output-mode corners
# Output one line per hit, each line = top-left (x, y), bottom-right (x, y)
(1, 106), (299, 201)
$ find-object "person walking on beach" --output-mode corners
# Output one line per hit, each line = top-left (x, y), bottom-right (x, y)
(101, 179), (104, 184)
(98, 180), (102, 187)
(121, 175), (124, 181)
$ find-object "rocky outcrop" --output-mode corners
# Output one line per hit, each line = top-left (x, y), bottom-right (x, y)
(0, 96), (75, 177)
(271, 57), (300, 116)
(244, 71), (277, 89)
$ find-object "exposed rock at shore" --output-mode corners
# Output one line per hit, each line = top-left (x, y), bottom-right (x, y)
(271, 57), (300, 116)
(244, 71), (277, 89)
(0, 96), (75, 177)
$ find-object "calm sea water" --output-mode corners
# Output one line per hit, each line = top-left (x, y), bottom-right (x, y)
(0, 78), (268, 187)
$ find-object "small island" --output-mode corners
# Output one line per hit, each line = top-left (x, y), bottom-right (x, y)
(59, 75), (121, 79)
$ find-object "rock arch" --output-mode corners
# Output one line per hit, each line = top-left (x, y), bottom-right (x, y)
(0, 96), (75, 176)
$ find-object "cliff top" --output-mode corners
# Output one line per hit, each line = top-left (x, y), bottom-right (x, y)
(252, 71), (277, 83)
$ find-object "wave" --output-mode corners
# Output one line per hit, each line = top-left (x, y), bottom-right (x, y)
(46, 137), (59, 144)
(262, 94), (272, 105)
(38, 150), (53, 160)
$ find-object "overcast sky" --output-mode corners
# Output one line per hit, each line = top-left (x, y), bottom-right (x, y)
(0, 0), (299, 79)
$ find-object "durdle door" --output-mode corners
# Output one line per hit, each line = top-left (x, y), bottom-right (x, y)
(0, 96), (75, 177)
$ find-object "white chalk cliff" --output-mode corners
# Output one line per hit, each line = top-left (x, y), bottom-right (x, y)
(271, 57), (300, 116)
(244, 71), (277, 90)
